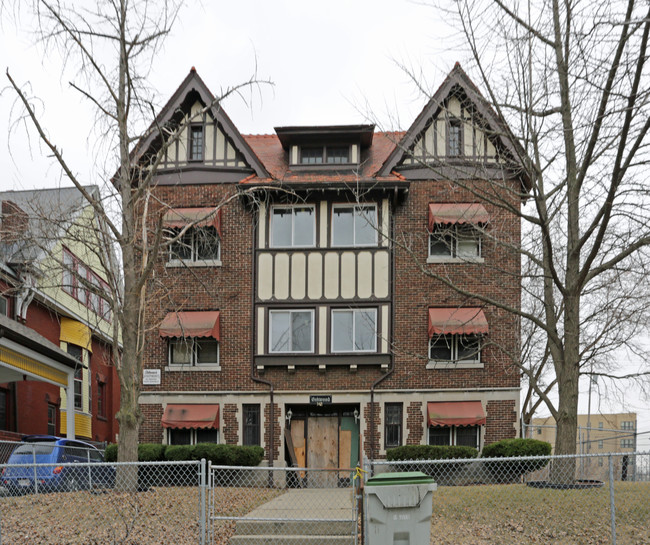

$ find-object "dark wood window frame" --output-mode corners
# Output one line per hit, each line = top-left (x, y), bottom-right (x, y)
(447, 117), (463, 157)
(189, 124), (204, 161)
(62, 247), (112, 323)
(243, 404), (261, 446)
(384, 403), (402, 449)
(299, 144), (352, 165)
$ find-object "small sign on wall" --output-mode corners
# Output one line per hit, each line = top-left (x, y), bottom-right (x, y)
(310, 395), (332, 406)
(142, 369), (161, 385)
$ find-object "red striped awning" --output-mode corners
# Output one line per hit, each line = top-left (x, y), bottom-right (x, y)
(428, 203), (489, 231)
(428, 308), (488, 337)
(163, 207), (222, 237)
(161, 404), (219, 429)
(159, 311), (220, 340)
(427, 401), (486, 427)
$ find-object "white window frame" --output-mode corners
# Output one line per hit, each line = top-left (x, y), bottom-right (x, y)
(427, 334), (482, 369)
(331, 308), (377, 353)
(269, 205), (316, 248)
(168, 338), (220, 367)
(331, 204), (378, 247)
(62, 248), (112, 322)
(269, 309), (315, 353)
(168, 226), (221, 266)
(428, 225), (482, 263)
(167, 428), (219, 445)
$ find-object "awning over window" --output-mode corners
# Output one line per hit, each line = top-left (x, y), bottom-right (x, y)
(427, 401), (486, 427)
(163, 207), (222, 237)
(428, 307), (488, 337)
(161, 404), (219, 429)
(159, 311), (220, 340)
(428, 203), (489, 231)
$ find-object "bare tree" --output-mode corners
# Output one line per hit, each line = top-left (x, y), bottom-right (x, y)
(402, 0), (650, 470)
(4, 0), (270, 469)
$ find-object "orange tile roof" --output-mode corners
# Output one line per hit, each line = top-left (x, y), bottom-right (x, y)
(242, 132), (406, 184)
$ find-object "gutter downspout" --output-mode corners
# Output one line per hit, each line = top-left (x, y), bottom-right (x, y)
(369, 194), (398, 471)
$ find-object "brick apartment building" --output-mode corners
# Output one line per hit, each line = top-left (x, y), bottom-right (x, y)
(138, 64), (526, 468)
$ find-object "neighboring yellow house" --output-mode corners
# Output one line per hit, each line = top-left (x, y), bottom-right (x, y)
(0, 186), (120, 443)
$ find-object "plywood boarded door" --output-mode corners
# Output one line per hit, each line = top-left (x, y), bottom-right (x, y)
(307, 416), (338, 469)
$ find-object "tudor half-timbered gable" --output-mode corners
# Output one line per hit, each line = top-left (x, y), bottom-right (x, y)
(137, 64), (526, 468)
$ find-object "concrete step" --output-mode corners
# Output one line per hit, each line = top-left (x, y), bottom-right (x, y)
(234, 520), (356, 536)
(229, 535), (355, 545)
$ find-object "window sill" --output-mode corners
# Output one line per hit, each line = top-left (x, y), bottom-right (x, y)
(427, 360), (484, 370)
(166, 259), (222, 268)
(427, 256), (484, 264)
(165, 364), (221, 372)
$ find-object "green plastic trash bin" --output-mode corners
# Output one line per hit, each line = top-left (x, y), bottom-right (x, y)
(365, 471), (436, 545)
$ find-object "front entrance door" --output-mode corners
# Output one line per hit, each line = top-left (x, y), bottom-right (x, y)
(286, 405), (359, 470)
(307, 416), (338, 469)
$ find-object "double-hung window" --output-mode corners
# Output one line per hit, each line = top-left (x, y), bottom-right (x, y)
(429, 225), (481, 259)
(270, 206), (315, 248)
(169, 428), (218, 445)
(331, 308), (377, 352)
(332, 205), (378, 247)
(189, 125), (204, 161)
(169, 338), (219, 366)
(429, 425), (480, 449)
(429, 334), (481, 363)
(169, 227), (220, 263)
(269, 310), (314, 353)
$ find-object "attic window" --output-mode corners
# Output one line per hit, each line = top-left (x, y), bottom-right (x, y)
(299, 145), (351, 165)
(448, 119), (462, 157)
(189, 125), (204, 161)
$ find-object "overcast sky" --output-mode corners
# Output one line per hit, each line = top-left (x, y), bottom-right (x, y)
(1, 0), (647, 449)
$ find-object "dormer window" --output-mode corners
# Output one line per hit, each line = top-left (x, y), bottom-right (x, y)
(189, 125), (204, 161)
(299, 145), (351, 165)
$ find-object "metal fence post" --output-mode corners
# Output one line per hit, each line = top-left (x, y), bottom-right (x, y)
(199, 458), (206, 545)
(608, 454), (617, 545)
(32, 449), (38, 495)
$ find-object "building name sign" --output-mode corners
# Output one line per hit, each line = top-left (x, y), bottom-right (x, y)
(309, 395), (332, 406)
(142, 369), (161, 385)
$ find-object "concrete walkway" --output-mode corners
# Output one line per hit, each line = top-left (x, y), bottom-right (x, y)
(228, 488), (357, 545)
(243, 488), (355, 520)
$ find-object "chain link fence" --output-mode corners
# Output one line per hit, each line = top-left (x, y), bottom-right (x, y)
(367, 451), (650, 545)
(209, 466), (360, 545)
(1, 459), (207, 545)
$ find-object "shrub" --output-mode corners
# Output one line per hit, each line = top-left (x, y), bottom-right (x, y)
(104, 444), (117, 462)
(386, 445), (478, 485)
(138, 443), (166, 462)
(482, 438), (552, 482)
(164, 445), (193, 461)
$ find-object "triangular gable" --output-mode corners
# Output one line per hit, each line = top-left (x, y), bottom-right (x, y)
(378, 64), (530, 188)
(132, 68), (269, 179)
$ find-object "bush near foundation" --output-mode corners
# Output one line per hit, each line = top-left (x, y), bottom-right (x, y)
(482, 438), (552, 483)
(386, 445), (478, 485)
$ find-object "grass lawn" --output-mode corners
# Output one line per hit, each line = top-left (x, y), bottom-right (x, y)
(430, 481), (650, 544)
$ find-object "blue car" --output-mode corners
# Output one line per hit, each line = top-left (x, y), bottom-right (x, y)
(2, 435), (114, 494)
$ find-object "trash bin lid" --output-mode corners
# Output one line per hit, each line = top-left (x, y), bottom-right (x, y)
(366, 471), (434, 486)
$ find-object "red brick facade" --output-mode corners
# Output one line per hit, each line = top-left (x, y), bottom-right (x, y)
(137, 66), (523, 467)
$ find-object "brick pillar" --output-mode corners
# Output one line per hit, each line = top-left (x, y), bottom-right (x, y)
(364, 402), (380, 460)
(485, 400), (517, 445)
(223, 403), (238, 444)
(407, 401), (424, 445)
(264, 403), (281, 461)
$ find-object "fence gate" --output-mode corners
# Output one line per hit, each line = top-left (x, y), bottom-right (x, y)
(208, 465), (360, 545)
